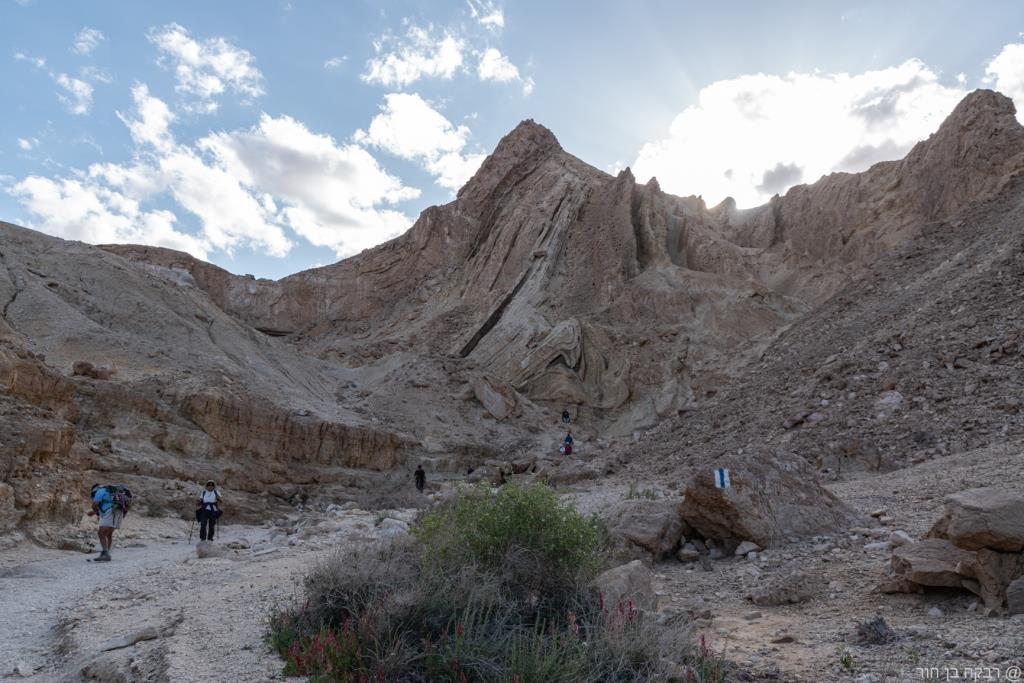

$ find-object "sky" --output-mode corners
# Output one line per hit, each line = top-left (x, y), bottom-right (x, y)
(3, 1), (1024, 279)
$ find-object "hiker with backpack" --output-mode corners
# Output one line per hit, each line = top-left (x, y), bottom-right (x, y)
(88, 483), (132, 562)
(196, 480), (223, 541)
(561, 409), (571, 424)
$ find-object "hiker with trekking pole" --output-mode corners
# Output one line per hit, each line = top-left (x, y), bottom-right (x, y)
(194, 480), (223, 542)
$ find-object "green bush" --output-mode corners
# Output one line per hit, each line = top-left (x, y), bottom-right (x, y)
(268, 482), (721, 682)
(415, 482), (607, 613)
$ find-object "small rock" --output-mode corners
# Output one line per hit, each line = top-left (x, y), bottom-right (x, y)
(14, 661), (32, 677)
(677, 548), (700, 562)
(735, 541), (761, 556)
(869, 508), (888, 518)
(928, 607), (943, 618)
(855, 674), (880, 683)
(890, 530), (914, 547)
(863, 541), (890, 552)
(743, 611), (762, 621)
(99, 626), (159, 652)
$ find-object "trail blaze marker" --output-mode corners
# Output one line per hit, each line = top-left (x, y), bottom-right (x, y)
(714, 468), (731, 489)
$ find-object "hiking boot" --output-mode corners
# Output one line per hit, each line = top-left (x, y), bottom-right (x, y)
(94, 550), (111, 562)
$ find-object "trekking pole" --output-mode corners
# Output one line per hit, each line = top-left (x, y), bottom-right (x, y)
(188, 517), (195, 544)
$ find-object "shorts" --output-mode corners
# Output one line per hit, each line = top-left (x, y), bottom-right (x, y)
(99, 508), (123, 529)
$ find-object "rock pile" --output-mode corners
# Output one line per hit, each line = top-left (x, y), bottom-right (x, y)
(881, 487), (1024, 614)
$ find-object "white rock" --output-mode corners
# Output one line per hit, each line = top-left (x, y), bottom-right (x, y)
(863, 541), (890, 552)
(735, 541), (762, 556)
(890, 530), (914, 547)
(14, 662), (32, 677)
(928, 607), (943, 618)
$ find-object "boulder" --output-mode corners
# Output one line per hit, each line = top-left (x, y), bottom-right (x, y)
(471, 374), (521, 420)
(608, 499), (686, 560)
(591, 560), (655, 611)
(888, 539), (977, 589)
(1008, 577), (1024, 616)
(927, 488), (1024, 552)
(679, 451), (864, 546)
(956, 548), (1024, 611)
(72, 360), (115, 380)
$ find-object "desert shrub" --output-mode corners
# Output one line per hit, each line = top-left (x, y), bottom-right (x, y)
(415, 482), (607, 614)
(268, 482), (716, 682)
(353, 474), (429, 511)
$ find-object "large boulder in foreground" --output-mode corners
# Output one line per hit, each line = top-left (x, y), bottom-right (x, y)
(679, 451), (863, 546)
(608, 499), (687, 560)
(927, 487), (1024, 553)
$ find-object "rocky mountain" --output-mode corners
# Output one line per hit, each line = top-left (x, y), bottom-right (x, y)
(3, 89), (1023, 544)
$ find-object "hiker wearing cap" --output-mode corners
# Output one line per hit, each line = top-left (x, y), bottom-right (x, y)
(88, 483), (132, 562)
(196, 480), (223, 541)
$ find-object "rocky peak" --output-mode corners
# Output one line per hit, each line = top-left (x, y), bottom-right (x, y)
(456, 120), (564, 203)
(941, 89), (1017, 132)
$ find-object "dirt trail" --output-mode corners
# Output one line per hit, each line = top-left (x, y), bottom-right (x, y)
(0, 518), (318, 682)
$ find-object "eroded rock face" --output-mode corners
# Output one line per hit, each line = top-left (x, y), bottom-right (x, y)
(679, 451), (863, 546)
(102, 91), (1024, 437)
(927, 487), (1024, 552)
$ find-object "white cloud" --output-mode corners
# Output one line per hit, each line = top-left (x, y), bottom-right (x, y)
(17, 137), (39, 151)
(10, 175), (209, 258)
(467, 0), (505, 30)
(15, 52), (97, 115)
(148, 23), (265, 113)
(8, 85), (421, 262)
(14, 52), (46, 68)
(356, 92), (485, 190)
(477, 47), (518, 81)
(985, 40), (1024, 122)
(71, 27), (105, 55)
(362, 25), (465, 87)
(80, 65), (113, 84)
(201, 114), (418, 256)
(323, 56), (348, 69)
(477, 47), (532, 95)
(632, 59), (967, 207)
(117, 83), (175, 152)
(55, 73), (94, 115)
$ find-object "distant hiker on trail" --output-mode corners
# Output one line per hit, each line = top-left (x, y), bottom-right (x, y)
(564, 432), (574, 446)
(414, 465), (426, 493)
(561, 409), (571, 424)
(88, 483), (132, 562)
(196, 480), (222, 542)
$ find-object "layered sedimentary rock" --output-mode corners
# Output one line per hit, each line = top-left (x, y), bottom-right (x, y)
(4, 89), (1024, 542)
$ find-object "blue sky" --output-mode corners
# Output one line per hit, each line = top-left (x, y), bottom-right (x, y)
(3, 0), (1024, 279)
